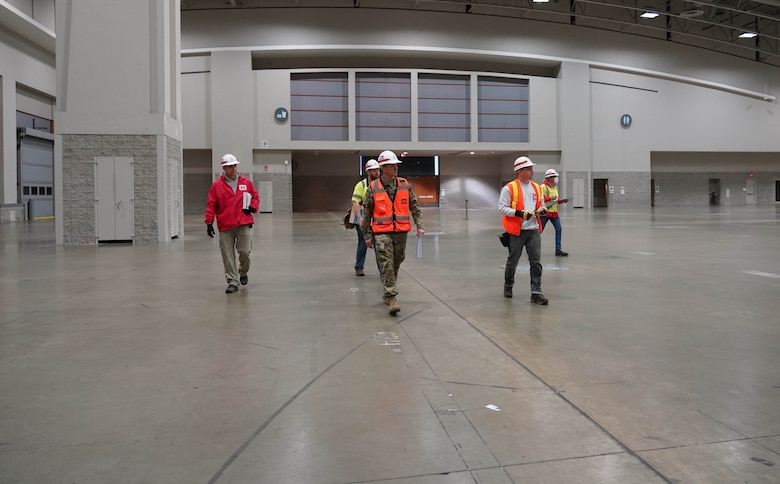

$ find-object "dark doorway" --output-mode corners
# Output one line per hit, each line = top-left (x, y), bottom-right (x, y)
(593, 179), (608, 207)
(775, 180), (780, 202)
(651, 178), (655, 207)
(709, 179), (721, 205)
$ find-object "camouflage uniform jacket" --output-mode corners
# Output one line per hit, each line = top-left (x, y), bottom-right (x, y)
(361, 175), (424, 239)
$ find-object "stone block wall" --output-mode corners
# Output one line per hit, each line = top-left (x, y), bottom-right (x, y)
(652, 171), (780, 207)
(0, 204), (25, 223)
(61, 134), (163, 244)
(255, 172), (292, 213)
(592, 171), (652, 209)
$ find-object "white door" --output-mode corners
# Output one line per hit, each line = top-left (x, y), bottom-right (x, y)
(258, 181), (273, 213)
(746, 178), (756, 205)
(169, 159), (181, 238)
(572, 178), (585, 208)
(96, 157), (134, 241)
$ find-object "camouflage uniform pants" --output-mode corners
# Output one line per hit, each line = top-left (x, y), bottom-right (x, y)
(374, 232), (408, 298)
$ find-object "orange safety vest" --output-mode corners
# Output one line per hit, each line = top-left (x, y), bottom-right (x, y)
(501, 179), (543, 235)
(370, 177), (412, 233)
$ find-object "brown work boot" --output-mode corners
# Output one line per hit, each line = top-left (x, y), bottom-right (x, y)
(387, 297), (401, 315)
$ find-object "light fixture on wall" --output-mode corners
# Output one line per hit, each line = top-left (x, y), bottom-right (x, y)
(640, 10), (660, 19)
(532, 0), (550, 3)
(738, 31), (758, 39)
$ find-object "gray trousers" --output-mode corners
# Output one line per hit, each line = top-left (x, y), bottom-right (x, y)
(219, 225), (252, 286)
(504, 229), (543, 294)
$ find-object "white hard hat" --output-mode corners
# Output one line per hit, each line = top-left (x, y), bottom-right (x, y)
(377, 150), (401, 165)
(365, 159), (380, 170)
(545, 169), (559, 178)
(220, 153), (239, 166)
(513, 156), (535, 171)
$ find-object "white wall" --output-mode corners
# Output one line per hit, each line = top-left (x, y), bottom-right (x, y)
(209, 50), (252, 173)
(7, 0), (54, 29)
(59, 2), (151, 116)
(181, 55), (210, 148)
(0, 4), (55, 204)
(253, 70), (291, 151)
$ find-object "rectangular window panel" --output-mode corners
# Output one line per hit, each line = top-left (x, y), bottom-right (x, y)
(478, 76), (529, 142)
(419, 74), (470, 142)
(356, 73), (411, 142)
(291, 73), (348, 141)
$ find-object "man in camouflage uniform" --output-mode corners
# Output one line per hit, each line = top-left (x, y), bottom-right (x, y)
(362, 150), (425, 315)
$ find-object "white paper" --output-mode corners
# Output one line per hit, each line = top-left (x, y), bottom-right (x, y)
(416, 235), (423, 258)
(485, 404), (501, 412)
(242, 192), (251, 210)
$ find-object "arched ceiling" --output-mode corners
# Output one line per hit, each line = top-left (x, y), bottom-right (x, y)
(181, 0), (780, 67)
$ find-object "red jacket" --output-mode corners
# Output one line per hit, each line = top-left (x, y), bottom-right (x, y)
(204, 174), (259, 231)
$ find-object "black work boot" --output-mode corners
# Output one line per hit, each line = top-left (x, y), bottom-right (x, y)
(503, 285), (513, 298)
(531, 293), (549, 305)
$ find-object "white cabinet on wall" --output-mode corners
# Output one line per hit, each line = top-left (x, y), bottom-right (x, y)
(258, 181), (273, 213)
(572, 179), (585, 208)
(169, 159), (181, 238)
(96, 157), (134, 242)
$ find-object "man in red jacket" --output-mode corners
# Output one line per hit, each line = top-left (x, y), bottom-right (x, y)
(205, 154), (259, 293)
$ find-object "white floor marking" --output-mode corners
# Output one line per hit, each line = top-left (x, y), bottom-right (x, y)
(743, 270), (780, 279)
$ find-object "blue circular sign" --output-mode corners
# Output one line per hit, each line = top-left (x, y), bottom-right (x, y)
(274, 107), (289, 123)
(620, 114), (632, 128)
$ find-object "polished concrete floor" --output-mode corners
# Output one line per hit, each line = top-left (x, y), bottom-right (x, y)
(1, 206), (779, 484)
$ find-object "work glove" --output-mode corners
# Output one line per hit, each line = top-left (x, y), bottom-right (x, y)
(242, 206), (257, 214)
(536, 206), (549, 216)
(515, 210), (535, 221)
(206, 224), (214, 238)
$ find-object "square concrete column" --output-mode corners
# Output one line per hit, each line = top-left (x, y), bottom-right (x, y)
(54, 0), (182, 244)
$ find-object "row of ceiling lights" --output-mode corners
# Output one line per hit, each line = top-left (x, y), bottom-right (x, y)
(525, 0), (761, 39)
(637, 8), (759, 37)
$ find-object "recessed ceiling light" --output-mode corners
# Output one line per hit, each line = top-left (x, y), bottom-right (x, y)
(679, 9), (704, 18)
(738, 32), (758, 39)
(532, 0), (550, 3)
(640, 11), (660, 19)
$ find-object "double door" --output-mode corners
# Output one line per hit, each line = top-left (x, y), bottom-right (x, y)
(96, 157), (134, 242)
